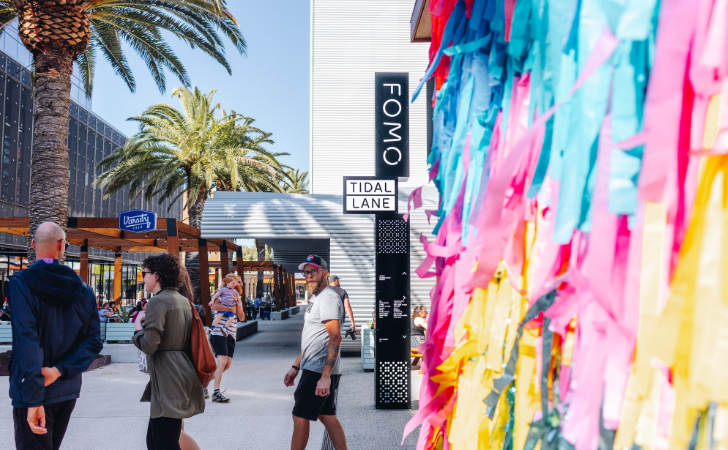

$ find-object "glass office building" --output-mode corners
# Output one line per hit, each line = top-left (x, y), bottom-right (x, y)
(0, 25), (183, 306)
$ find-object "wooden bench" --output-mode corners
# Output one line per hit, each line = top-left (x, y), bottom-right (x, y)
(411, 348), (423, 366)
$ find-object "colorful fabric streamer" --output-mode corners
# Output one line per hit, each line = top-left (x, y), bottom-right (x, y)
(404, 1), (728, 450)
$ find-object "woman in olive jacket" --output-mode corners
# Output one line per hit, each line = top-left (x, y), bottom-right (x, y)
(133, 254), (205, 450)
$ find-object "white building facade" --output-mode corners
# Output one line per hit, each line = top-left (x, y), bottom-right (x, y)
(310, 0), (431, 194)
(201, 0), (437, 350)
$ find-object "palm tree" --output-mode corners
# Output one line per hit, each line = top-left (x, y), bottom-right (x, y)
(96, 85), (286, 302)
(0, 0), (245, 261)
(280, 169), (309, 194)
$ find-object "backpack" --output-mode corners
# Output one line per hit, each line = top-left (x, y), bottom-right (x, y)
(186, 299), (217, 387)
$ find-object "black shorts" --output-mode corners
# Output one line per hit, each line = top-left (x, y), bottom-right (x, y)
(292, 370), (341, 421)
(210, 334), (236, 358)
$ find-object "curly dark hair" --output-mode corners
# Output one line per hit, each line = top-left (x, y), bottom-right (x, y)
(142, 254), (182, 290)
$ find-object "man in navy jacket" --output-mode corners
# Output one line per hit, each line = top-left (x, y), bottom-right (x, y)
(8, 222), (103, 449)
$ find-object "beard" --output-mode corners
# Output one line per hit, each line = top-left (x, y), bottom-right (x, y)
(306, 278), (323, 295)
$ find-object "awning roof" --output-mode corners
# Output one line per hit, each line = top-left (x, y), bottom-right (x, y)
(0, 217), (239, 254)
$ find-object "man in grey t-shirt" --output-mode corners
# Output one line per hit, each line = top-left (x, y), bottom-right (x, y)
(284, 255), (347, 450)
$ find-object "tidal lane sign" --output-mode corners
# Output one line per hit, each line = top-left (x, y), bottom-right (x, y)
(119, 209), (157, 233)
(375, 73), (409, 179)
(343, 177), (398, 214)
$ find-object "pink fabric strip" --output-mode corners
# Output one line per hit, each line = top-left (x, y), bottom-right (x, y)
(430, 157), (441, 183)
(424, 237), (463, 258)
(637, 0), (697, 202)
(615, 131), (646, 150)
(404, 186), (424, 223)
(402, 387), (455, 442)
(425, 210), (438, 224)
(456, 27), (619, 294)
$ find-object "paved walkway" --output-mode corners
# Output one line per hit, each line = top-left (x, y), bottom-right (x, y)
(0, 314), (423, 449)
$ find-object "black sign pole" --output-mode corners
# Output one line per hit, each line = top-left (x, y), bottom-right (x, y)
(374, 72), (410, 410)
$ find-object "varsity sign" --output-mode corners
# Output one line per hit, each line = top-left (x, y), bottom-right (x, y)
(343, 177), (398, 214)
(375, 73), (409, 178)
(119, 209), (157, 233)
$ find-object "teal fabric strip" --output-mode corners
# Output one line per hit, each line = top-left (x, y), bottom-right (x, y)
(548, 51), (577, 182)
(615, 0), (659, 40)
(507, 0), (533, 72)
(552, 0), (612, 243)
(444, 75), (475, 213)
(443, 35), (492, 56)
(411, 1), (466, 102)
(526, 115), (554, 199)
(608, 40), (648, 215)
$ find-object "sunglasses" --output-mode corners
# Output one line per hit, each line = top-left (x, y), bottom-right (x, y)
(141, 271), (154, 277)
(303, 269), (320, 277)
(57, 238), (69, 251)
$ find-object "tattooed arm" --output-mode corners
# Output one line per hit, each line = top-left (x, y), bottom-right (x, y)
(316, 319), (342, 397)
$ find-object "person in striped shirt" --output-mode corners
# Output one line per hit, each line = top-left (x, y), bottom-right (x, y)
(208, 275), (244, 403)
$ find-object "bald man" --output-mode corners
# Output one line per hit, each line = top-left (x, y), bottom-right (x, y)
(8, 222), (102, 450)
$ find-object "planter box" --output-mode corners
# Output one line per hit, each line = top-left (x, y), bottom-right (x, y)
(0, 322), (12, 344)
(271, 309), (289, 321)
(105, 323), (136, 343)
(362, 328), (375, 371)
(236, 320), (259, 341)
(87, 355), (111, 371)
(290, 306), (301, 315)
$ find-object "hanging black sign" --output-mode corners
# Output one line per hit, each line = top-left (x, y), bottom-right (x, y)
(375, 73), (409, 178)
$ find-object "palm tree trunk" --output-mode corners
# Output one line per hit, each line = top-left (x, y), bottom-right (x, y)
(185, 186), (206, 302)
(256, 239), (265, 298)
(27, 51), (74, 264)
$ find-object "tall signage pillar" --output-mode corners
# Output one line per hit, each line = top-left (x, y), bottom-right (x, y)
(343, 72), (410, 409)
(374, 73), (410, 409)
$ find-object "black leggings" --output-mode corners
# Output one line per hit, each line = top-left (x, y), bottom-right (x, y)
(146, 417), (182, 450)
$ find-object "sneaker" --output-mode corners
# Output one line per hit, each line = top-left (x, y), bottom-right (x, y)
(203, 388), (209, 399)
(212, 391), (230, 403)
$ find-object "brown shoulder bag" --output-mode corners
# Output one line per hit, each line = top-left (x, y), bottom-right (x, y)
(186, 299), (217, 387)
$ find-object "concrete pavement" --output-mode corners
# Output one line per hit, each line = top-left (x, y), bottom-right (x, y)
(0, 313), (423, 449)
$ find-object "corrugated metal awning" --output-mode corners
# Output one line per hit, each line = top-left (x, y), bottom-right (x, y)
(200, 188), (437, 350)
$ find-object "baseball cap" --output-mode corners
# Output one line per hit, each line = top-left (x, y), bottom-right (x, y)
(298, 254), (328, 271)
(328, 275), (339, 283)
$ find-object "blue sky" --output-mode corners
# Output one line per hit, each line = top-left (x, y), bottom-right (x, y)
(91, 0), (311, 175)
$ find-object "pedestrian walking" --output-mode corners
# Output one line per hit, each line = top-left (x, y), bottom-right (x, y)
(208, 275), (245, 403)
(253, 295), (262, 319)
(176, 267), (203, 450)
(8, 222), (103, 450)
(327, 275), (356, 340)
(133, 254), (205, 450)
(284, 255), (347, 450)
